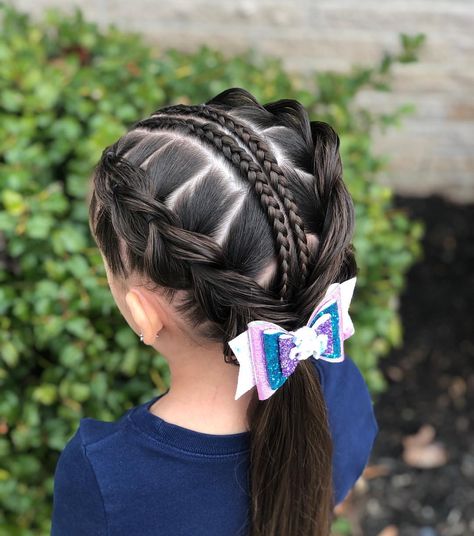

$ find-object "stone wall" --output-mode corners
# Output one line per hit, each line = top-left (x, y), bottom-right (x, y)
(9, 0), (474, 202)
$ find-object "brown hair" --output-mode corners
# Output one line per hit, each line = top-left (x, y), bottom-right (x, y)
(89, 87), (357, 535)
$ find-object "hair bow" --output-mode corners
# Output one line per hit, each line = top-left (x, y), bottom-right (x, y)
(228, 277), (357, 401)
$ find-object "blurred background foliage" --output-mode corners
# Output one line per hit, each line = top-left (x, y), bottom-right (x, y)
(0, 3), (424, 533)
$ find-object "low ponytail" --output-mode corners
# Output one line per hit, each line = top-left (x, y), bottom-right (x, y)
(247, 360), (334, 535)
(222, 95), (356, 536)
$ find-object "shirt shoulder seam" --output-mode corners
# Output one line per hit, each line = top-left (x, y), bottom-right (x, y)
(78, 426), (110, 536)
(79, 411), (130, 448)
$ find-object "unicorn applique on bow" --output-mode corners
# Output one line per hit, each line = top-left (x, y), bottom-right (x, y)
(228, 277), (357, 400)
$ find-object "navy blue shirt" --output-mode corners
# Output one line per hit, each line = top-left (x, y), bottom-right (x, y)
(51, 356), (379, 535)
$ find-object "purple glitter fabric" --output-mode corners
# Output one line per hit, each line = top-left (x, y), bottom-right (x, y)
(279, 335), (299, 378)
(318, 315), (335, 356)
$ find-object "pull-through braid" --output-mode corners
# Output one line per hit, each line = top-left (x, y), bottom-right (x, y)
(133, 115), (295, 300)
(151, 104), (311, 287)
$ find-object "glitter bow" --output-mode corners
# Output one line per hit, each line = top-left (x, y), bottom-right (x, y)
(228, 277), (357, 400)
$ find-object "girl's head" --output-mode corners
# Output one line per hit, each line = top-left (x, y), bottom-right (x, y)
(88, 87), (356, 535)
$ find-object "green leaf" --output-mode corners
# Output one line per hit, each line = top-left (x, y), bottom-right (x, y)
(70, 383), (91, 402)
(25, 214), (55, 239)
(32, 384), (58, 406)
(59, 344), (84, 368)
(1, 190), (26, 215)
(1, 342), (19, 367)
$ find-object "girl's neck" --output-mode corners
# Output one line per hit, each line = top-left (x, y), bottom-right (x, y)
(148, 346), (253, 435)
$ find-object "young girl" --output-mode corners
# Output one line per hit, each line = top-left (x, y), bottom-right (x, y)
(51, 87), (379, 536)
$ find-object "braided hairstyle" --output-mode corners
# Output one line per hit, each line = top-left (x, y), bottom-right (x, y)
(89, 87), (357, 536)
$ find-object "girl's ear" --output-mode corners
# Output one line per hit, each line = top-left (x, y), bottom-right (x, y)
(125, 288), (164, 344)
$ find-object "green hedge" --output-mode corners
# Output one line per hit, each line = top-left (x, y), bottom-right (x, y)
(0, 4), (424, 534)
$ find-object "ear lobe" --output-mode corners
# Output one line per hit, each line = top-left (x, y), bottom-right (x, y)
(125, 288), (164, 344)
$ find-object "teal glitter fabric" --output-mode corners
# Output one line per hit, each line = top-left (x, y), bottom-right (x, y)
(263, 331), (287, 390)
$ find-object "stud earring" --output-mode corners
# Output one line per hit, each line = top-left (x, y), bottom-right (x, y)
(139, 332), (160, 342)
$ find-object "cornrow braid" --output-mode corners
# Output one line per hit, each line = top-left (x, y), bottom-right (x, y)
(150, 103), (311, 288)
(131, 115), (296, 301)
